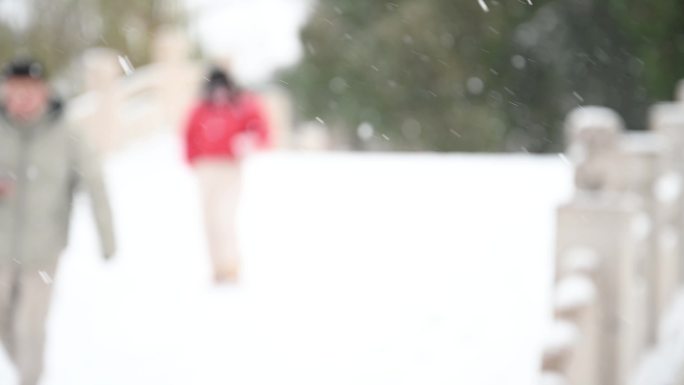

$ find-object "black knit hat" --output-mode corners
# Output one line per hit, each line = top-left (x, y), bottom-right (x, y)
(2, 57), (46, 80)
(203, 67), (239, 101)
(207, 67), (236, 89)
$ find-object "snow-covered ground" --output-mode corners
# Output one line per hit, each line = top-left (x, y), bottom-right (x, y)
(0, 134), (572, 385)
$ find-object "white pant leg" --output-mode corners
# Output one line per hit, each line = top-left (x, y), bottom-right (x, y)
(196, 160), (242, 281)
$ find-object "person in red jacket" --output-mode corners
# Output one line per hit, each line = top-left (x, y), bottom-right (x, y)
(184, 67), (269, 283)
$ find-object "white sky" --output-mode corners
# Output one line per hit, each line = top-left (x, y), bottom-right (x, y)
(183, 0), (313, 84)
(0, 0), (312, 84)
(0, 0), (30, 32)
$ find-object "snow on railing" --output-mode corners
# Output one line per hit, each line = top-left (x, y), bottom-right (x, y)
(544, 92), (684, 384)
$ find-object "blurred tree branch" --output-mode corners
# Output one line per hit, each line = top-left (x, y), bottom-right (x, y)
(281, 0), (684, 152)
(0, 0), (186, 86)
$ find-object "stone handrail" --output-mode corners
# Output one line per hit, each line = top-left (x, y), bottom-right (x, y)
(542, 94), (684, 384)
(65, 29), (293, 156)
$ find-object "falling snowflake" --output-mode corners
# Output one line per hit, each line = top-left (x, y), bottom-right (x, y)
(357, 122), (374, 141)
(118, 55), (135, 76)
(558, 153), (571, 166)
(38, 270), (53, 285)
(478, 0), (489, 12)
(572, 91), (584, 103)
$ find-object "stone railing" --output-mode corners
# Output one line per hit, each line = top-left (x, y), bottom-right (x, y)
(541, 95), (684, 385)
(65, 28), (293, 155)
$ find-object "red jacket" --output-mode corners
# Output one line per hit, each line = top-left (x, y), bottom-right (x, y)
(184, 93), (270, 164)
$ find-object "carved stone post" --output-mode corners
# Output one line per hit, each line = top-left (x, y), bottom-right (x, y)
(650, 103), (684, 297)
(553, 107), (650, 385)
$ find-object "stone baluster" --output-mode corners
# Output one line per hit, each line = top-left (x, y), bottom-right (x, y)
(610, 132), (664, 344)
(650, 103), (684, 300)
(542, 260), (600, 385)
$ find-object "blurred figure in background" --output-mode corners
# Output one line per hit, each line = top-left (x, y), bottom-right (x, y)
(184, 67), (270, 284)
(0, 58), (116, 385)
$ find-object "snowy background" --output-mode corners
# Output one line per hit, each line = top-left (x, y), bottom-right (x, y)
(183, 0), (312, 84)
(0, 1), (582, 383)
(0, 134), (572, 384)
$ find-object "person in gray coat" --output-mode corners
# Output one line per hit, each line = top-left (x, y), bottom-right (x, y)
(0, 58), (116, 385)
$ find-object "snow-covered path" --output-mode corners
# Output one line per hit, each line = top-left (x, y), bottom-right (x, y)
(1, 134), (572, 385)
